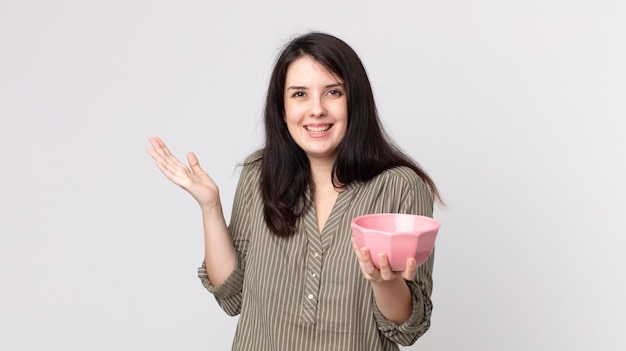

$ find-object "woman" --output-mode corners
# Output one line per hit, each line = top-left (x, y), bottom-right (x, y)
(147, 32), (441, 351)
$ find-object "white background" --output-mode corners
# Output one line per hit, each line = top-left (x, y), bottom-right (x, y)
(1, 0), (625, 350)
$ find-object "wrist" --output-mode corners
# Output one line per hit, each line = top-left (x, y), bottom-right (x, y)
(370, 275), (407, 289)
(199, 202), (224, 218)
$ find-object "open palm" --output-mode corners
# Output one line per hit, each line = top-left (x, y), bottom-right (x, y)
(147, 137), (220, 210)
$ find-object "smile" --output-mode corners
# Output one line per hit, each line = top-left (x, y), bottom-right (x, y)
(305, 124), (332, 135)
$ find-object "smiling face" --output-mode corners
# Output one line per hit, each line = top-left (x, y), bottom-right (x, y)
(284, 56), (348, 165)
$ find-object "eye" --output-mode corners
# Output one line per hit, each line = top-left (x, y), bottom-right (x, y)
(291, 91), (306, 98)
(328, 89), (344, 97)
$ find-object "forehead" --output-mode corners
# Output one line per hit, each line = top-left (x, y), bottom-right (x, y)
(285, 56), (342, 85)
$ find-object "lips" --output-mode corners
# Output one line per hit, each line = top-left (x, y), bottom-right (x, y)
(304, 124), (332, 135)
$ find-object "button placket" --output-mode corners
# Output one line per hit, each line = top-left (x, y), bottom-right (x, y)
(300, 215), (323, 325)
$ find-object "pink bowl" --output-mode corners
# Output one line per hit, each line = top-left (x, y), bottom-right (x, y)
(351, 213), (440, 271)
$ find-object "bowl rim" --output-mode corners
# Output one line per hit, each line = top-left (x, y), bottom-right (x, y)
(351, 213), (440, 235)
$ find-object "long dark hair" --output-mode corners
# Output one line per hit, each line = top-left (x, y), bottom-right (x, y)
(253, 32), (442, 237)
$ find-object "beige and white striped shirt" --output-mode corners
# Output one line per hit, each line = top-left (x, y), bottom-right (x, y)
(198, 155), (435, 350)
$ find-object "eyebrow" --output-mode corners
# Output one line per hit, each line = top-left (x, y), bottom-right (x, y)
(286, 83), (345, 90)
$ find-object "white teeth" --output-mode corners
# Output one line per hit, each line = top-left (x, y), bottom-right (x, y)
(306, 125), (331, 133)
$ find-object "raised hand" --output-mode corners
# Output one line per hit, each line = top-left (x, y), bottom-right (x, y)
(146, 137), (220, 210)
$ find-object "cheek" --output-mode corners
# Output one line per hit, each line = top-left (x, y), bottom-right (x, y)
(283, 115), (301, 136)
(337, 125), (348, 140)
(283, 113), (297, 127)
(284, 105), (305, 124)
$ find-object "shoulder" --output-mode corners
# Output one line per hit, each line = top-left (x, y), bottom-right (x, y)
(366, 166), (433, 202)
(242, 149), (263, 166)
(373, 166), (429, 191)
(353, 166), (434, 216)
(235, 150), (263, 189)
(241, 150), (263, 173)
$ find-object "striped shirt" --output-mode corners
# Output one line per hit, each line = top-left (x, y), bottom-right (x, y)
(198, 155), (435, 351)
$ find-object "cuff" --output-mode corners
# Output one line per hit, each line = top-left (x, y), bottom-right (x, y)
(373, 279), (430, 336)
(197, 258), (245, 299)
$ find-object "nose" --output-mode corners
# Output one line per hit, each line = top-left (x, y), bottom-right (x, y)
(309, 96), (327, 117)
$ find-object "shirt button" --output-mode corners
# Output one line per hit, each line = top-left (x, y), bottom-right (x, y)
(311, 272), (317, 277)
(314, 252), (320, 258)
(307, 293), (314, 300)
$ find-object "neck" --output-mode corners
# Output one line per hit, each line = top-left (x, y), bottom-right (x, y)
(309, 158), (333, 186)
(308, 157), (344, 190)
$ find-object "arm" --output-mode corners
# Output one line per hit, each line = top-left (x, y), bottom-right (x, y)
(199, 156), (258, 315)
(352, 168), (435, 345)
(146, 137), (236, 286)
(351, 240), (416, 324)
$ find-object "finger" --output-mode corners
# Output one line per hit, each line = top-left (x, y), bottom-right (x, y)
(360, 248), (379, 277)
(377, 253), (395, 281)
(152, 158), (179, 181)
(147, 146), (173, 166)
(147, 138), (189, 174)
(351, 238), (370, 264)
(148, 149), (193, 187)
(149, 151), (188, 180)
(147, 137), (163, 158)
(401, 258), (418, 281)
(350, 238), (380, 280)
(148, 136), (160, 147)
(149, 136), (167, 152)
(187, 152), (205, 175)
(148, 137), (168, 156)
(350, 237), (362, 256)
(148, 137), (180, 165)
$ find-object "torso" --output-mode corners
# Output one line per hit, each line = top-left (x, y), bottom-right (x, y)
(313, 185), (340, 232)
(204, 157), (435, 350)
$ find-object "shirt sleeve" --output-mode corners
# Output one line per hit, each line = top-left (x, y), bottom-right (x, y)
(197, 256), (245, 316)
(371, 168), (436, 346)
(197, 156), (258, 316)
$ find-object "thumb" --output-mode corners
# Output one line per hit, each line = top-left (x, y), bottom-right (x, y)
(187, 152), (204, 174)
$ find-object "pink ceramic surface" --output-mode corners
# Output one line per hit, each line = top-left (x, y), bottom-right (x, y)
(351, 213), (440, 271)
